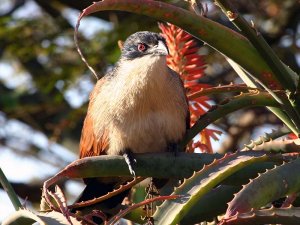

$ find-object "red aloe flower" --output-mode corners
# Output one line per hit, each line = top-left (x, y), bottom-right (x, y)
(159, 23), (221, 153)
(288, 133), (297, 139)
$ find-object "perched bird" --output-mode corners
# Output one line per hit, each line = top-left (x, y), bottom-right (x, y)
(76, 31), (190, 211)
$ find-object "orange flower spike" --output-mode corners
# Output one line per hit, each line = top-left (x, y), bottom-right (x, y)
(159, 22), (221, 153)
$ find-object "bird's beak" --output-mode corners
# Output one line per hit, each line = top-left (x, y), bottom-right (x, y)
(152, 40), (169, 56)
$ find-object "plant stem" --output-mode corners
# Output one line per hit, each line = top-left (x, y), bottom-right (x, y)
(0, 167), (22, 210)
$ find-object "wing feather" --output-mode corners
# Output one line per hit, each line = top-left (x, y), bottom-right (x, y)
(169, 68), (190, 129)
(79, 79), (109, 158)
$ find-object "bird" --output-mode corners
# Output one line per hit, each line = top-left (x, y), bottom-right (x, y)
(75, 31), (190, 214)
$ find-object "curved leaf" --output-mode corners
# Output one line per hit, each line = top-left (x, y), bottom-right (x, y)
(75, 0), (283, 89)
(117, 185), (240, 224)
(181, 185), (240, 225)
(188, 84), (259, 100)
(42, 152), (284, 213)
(152, 151), (272, 225)
(243, 127), (292, 151)
(0, 168), (21, 210)
(46, 152), (284, 181)
(215, 0), (296, 92)
(121, 185), (241, 224)
(220, 206), (300, 225)
(226, 54), (298, 135)
(245, 139), (300, 153)
(182, 91), (280, 147)
(226, 158), (300, 218)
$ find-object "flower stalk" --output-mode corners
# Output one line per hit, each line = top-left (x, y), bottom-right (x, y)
(159, 23), (221, 153)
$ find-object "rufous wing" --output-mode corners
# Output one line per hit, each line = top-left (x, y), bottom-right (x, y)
(169, 68), (191, 130)
(79, 79), (109, 158)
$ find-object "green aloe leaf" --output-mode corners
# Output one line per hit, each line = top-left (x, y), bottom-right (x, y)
(220, 206), (300, 225)
(75, 0), (286, 90)
(243, 127), (292, 151)
(244, 139), (300, 153)
(226, 57), (298, 135)
(152, 151), (272, 225)
(182, 91), (280, 147)
(181, 185), (240, 224)
(226, 157), (300, 218)
(123, 185), (240, 224)
(0, 168), (21, 210)
(215, 0), (297, 92)
(188, 84), (259, 100)
(42, 152), (284, 214)
(47, 152), (284, 181)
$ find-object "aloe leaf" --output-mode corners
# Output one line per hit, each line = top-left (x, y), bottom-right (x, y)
(181, 185), (240, 224)
(215, 0), (296, 92)
(118, 185), (240, 224)
(42, 153), (221, 209)
(243, 127), (291, 151)
(55, 153), (219, 179)
(244, 139), (300, 153)
(75, 0), (284, 89)
(216, 1), (300, 131)
(43, 152), (286, 192)
(50, 152), (285, 180)
(2, 209), (82, 225)
(182, 91), (280, 147)
(222, 162), (276, 186)
(215, 1), (300, 124)
(152, 151), (272, 225)
(41, 152), (287, 224)
(0, 168), (21, 210)
(42, 152), (284, 212)
(68, 177), (145, 210)
(226, 57), (298, 135)
(220, 206), (300, 225)
(226, 158), (300, 218)
(188, 84), (259, 100)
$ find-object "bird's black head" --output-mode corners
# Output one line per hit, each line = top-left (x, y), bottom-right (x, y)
(121, 31), (169, 60)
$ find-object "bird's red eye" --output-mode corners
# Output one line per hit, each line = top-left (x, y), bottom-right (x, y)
(137, 43), (147, 52)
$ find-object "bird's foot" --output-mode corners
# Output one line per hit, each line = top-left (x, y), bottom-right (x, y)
(123, 149), (137, 177)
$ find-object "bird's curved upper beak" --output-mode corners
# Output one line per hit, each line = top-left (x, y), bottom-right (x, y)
(152, 40), (169, 56)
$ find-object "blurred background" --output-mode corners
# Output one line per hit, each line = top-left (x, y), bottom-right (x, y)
(0, 0), (299, 221)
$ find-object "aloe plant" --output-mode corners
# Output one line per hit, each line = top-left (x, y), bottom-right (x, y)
(2, 0), (300, 225)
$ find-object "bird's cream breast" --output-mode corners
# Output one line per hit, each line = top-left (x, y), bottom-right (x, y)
(91, 55), (188, 155)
